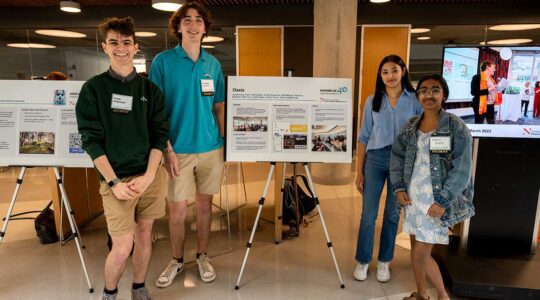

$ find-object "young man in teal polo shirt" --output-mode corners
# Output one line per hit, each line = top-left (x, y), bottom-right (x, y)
(149, 2), (225, 287)
(76, 17), (168, 300)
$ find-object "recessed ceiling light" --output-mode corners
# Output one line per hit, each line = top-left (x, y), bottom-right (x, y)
(60, 1), (81, 13)
(135, 31), (158, 37)
(152, 0), (184, 12)
(370, 0), (391, 3)
(411, 28), (431, 34)
(202, 45), (215, 49)
(7, 43), (56, 49)
(481, 38), (532, 45)
(417, 36), (431, 40)
(489, 24), (540, 31)
(35, 29), (86, 38)
(202, 36), (224, 43)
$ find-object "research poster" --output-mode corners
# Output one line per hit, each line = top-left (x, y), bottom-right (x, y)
(0, 80), (93, 167)
(226, 76), (353, 163)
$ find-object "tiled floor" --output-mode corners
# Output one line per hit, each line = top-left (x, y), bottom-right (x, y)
(0, 164), (465, 299)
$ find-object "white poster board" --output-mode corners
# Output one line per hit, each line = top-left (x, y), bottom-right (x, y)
(226, 76), (353, 163)
(0, 80), (93, 167)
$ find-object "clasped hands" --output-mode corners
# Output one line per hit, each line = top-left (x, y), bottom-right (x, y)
(111, 174), (154, 201)
(396, 191), (445, 218)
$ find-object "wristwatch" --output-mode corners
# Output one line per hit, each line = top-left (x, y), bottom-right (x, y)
(107, 177), (121, 188)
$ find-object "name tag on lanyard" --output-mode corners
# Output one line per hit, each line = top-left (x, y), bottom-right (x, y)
(201, 79), (214, 96)
(430, 136), (451, 154)
(111, 93), (133, 114)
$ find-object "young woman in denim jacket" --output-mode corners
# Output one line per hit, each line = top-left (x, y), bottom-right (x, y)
(354, 55), (423, 283)
(390, 74), (475, 300)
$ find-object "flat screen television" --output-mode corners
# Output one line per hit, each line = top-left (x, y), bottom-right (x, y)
(441, 46), (540, 138)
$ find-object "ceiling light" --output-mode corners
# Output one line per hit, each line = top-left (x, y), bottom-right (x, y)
(202, 45), (215, 49)
(417, 36), (431, 40)
(135, 32), (157, 37)
(489, 24), (540, 31)
(35, 29), (86, 38)
(482, 39), (532, 45)
(7, 43), (56, 49)
(411, 28), (431, 34)
(370, 0), (391, 3)
(152, 0), (184, 12)
(60, 1), (81, 13)
(202, 36), (224, 43)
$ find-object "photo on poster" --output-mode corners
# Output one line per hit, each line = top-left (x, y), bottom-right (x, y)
(283, 134), (307, 150)
(233, 116), (268, 132)
(69, 133), (84, 154)
(311, 125), (347, 152)
(19, 131), (55, 154)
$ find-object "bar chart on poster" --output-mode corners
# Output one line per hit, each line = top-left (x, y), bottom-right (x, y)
(0, 80), (92, 167)
(226, 76), (353, 163)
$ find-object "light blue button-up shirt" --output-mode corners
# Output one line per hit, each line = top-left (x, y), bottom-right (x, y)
(358, 89), (422, 151)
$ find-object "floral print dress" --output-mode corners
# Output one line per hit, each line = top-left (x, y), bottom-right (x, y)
(402, 130), (449, 245)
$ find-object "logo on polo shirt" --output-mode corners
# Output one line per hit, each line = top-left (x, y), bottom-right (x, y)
(141, 96), (147, 102)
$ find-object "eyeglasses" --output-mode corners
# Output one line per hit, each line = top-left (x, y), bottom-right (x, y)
(181, 16), (204, 26)
(417, 87), (442, 97)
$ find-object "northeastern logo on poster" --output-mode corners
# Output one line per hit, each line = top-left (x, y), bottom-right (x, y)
(54, 89), (66, 105)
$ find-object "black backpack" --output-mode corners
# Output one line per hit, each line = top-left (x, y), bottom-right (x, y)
(34, 201), (58, 244)
(282, 175), (317, 236)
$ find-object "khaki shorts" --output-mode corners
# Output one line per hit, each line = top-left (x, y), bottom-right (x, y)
(167, 147), (224, 201)
(99, 167), (167, 236)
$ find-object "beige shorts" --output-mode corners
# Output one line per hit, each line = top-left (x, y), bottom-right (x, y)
(167, 147), (224, 201)
(99, 167), (167, 236)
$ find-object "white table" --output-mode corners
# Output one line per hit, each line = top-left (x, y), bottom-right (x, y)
(499, 94), (522, 123)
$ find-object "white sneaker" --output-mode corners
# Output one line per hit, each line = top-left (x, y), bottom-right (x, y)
(376, 261), (391, 283)
(353, 262), (369, 281)
(156, 259), (184, 288)
(196, 254), (216, 283)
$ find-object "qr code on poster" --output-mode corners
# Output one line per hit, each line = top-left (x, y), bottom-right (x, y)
(69, 133), (84, 154)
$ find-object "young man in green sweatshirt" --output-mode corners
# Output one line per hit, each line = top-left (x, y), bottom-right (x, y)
(76, 17), (168, 300)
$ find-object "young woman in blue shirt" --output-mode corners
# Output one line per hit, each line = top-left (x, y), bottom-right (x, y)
(354, 55), (422, 282)
(390, 74), (474, 300)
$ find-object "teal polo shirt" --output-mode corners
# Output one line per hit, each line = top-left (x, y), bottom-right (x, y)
(149, 45), (224, 154)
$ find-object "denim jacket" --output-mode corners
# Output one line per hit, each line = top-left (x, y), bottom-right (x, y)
(389, 109), (475, 227)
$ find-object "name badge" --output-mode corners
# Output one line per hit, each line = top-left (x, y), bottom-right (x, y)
(430, 136), (451, 153)
(111, 93), (133, 113)
(201, 79), (215, 96)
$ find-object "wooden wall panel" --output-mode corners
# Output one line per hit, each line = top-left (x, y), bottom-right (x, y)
(237, 27), (282, 76)
(357, 26), (410, 131)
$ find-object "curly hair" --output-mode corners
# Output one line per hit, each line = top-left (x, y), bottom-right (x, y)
(169, 2), (212, 42)
(99, 17), (136, 42)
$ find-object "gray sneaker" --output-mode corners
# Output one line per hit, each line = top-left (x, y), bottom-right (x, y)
(131, 286), (152, 300)
(99, 291), (117, 300)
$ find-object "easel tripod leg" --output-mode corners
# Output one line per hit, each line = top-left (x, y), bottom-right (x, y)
(303, 163), (345, 289)
(235, 163), (276, 290)
(53, 167), (94, 293)
(0, 167), (26, 245)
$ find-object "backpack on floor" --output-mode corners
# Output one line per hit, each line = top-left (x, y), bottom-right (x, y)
(282, 175), (317, 236)
(34, 201), (58, 244)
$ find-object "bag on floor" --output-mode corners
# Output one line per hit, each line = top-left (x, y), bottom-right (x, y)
(34, 201), (58, 244)
(282, 175), (317, 236)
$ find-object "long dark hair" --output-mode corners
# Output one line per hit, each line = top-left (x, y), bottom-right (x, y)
(372, 55), (415, 112)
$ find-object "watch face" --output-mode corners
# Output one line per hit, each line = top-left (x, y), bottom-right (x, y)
(108, 178), (120, 187)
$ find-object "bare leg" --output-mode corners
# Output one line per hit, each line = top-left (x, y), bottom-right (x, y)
(195, 193), (213, 253)
(168, 200), (188, 258)
(104, 233), (134, 290)
(410, 236), (428, 298)
(413, 240), (449, 300)
(132, 218), (155, 283)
